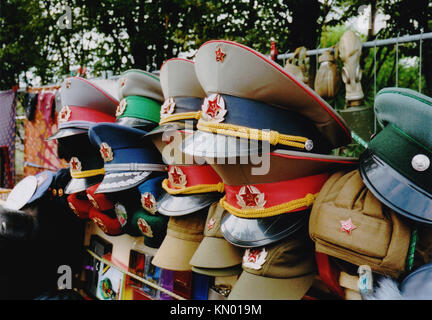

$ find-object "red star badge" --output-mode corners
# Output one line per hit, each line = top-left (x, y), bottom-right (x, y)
(170, 168), (182, 184)
(69, 157), (81, 172)
(141, 192), (156, 214)
(241, 188), (259, 207)
(340, 218), (357, 235)
(100, 142), (114, 162)
(58, 106), (71, 123)
(206, 98), (221, 118)
(138, 218), (153, 237)
(168, 166), (187, 188)
(201, 94), (227, 122)
(236, 185), (266, 209)
(215, 47), (226, 62)
(247, 249), (260, 263)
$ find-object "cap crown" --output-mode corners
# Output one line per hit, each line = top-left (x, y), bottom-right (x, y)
(119, 69), (164, 102)
(167, 212), (206, 242)
(242, 230), (315, 278)
(160, 59), (206, 99)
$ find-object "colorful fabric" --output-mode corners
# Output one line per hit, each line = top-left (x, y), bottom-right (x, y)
(0, 90), (16, 188)
(38, 92), (55, 124)
(24, 90), (67, 176)
(0, 146), (12, 188)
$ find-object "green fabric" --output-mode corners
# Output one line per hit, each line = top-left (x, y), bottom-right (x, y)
(369, 124), (432, 194)
(406, 229), (418, 272)
(118, 96), (161, 123)
(131, 208), (168, 248)
(375, 87), (432, 149)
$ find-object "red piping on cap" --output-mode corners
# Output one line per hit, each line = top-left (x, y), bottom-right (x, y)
(72, 77), (119, 105)
(58, 105), (116, 125)
(160, 57), (195, 73)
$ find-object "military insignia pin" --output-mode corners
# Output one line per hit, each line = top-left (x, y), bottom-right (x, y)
(93, 217), (108, 234)
(201, 94), (227, 123)
(141, 192), (157, 214)
(100, 142), (114, 162)
(160, 97), (176, 118)
(168, 166), (187, 189)
(236, 185), (266, 209)
(115, 203), (128, 227)
(137, 218), (153, 238)
(69, 157), (82, 173)
(215, 47), (226, 62)
(116, 99), (127, 117)
(58, 105), (72, 123)
(243, 248), (267, 270)
(340, 218), (357, 235)
(87, 193), (99, 209)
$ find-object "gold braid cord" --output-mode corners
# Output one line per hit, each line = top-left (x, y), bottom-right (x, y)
(159, 111), (202, 125)
(162, 179), (225, 195)
(219, 193), (318, 218)
(197, 120), (310, 149)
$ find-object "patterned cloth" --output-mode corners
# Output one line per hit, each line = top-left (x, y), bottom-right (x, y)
(24, 90), (67, 176)
(38, 92), (55, 124)
(0, 90), (16, 188)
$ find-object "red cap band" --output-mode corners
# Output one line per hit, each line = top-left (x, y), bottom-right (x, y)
(224, 172), (331, 213)
(67, 192), (92, 219)
(58, 105), (115, 125)
(86, 183), (114, 211)
(89, 207), (123, 236)
(166, 165), (222, 189)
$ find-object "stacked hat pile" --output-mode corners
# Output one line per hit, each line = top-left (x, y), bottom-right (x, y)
(84, 70), (169, 244)
(6, 40), (432, 301)
(178, 40), (360, 300)
(307, 88), (432, 300)
(146, 58), (227, 274)
(46, 76), (126, 236)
